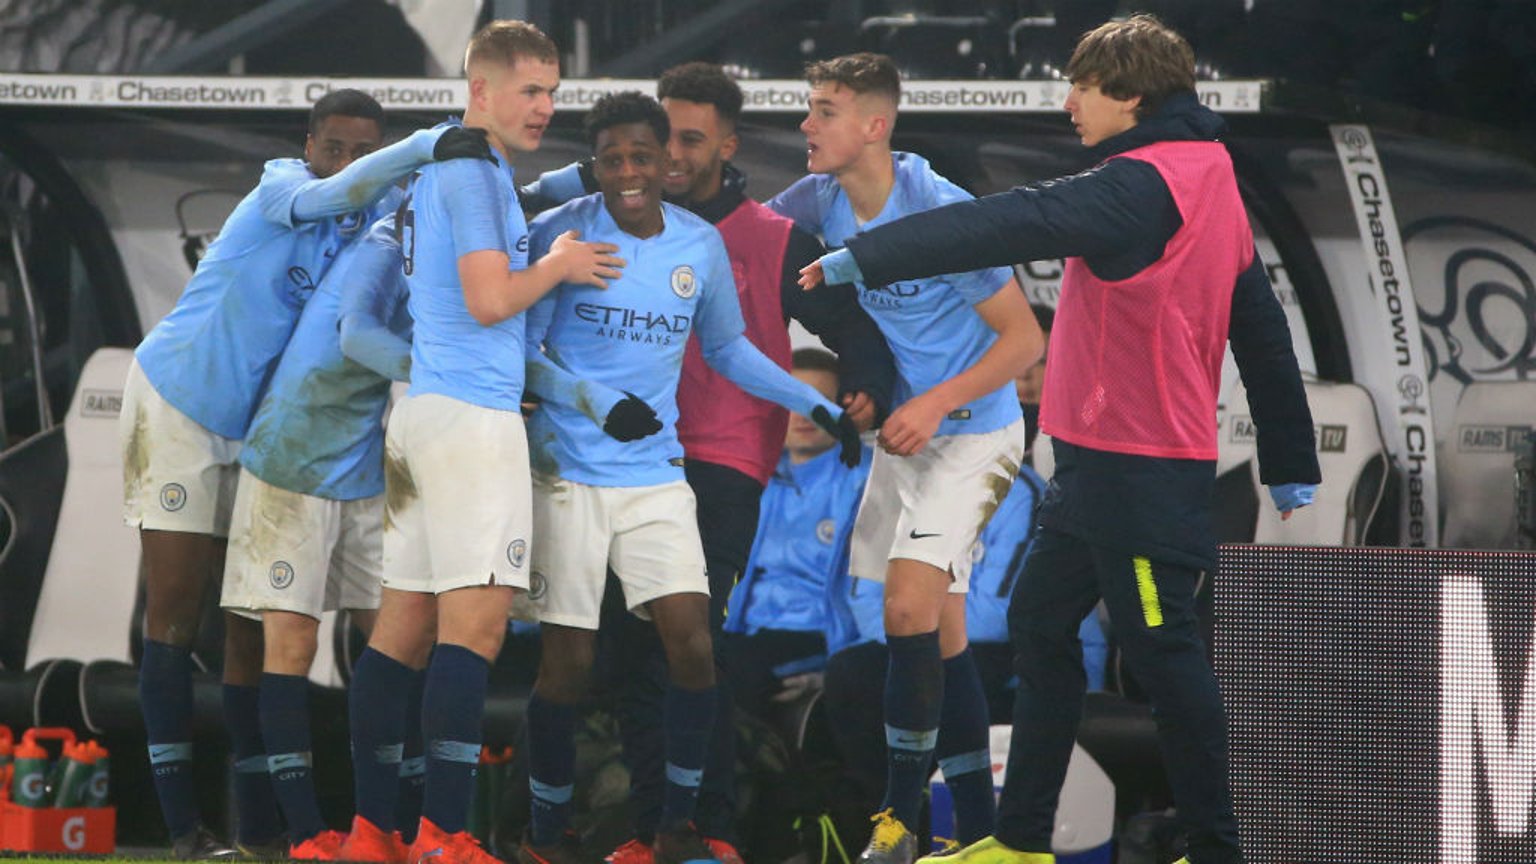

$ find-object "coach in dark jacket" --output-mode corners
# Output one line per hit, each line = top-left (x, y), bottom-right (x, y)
(803, 15), (1320, 864)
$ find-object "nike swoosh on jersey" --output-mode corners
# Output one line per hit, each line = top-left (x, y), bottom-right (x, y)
(908, 530), (941, 539)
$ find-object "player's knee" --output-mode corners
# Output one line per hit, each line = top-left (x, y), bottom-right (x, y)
(453, 626), (507, 663)
(662, 627), (715, 689)
(883, 595), (938, 637)
(536, 643), (595, 701)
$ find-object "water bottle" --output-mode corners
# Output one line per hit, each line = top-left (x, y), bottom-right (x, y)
(85, 740), (111, 807)
(11, 735), (50, 808)
(53, 741), (95, 808)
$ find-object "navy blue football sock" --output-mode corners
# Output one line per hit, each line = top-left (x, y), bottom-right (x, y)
(937, 649), (996, 844)
(140, 639), (199, 838)
(525, 691), (578, 846)
(659, 683), (717, 832)
(349, 648), (414, 833)
(261, 673), (327, 842)
(883, 631), (943, 830)
(420, 644), (489, 835)
(224, 683), (283, 845)
(396, 669), (426, 842)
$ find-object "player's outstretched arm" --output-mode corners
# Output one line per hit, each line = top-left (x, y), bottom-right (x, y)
(802, 160), (1175, 291)
(338, 220), (413, 382)
(282, 126), (493, 224)
(877, 279), (1042, 457)
(705, 332), (859, 466)
(461, 229), (624, 326)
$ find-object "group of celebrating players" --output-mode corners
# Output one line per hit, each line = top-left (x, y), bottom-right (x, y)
(118, 12), (1320, 864)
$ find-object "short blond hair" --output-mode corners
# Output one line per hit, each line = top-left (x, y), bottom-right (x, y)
(463, 19), (558, 75)
(1067, 14), (1194, 119)
(804, 52), (901, 104)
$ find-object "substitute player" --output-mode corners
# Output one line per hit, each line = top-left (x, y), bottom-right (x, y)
(800, 17), (1321, 864)
(219, 213), (412, 861)
(344, 20), (622, 864)
(515, 92), (860, 864)
(121, 88), (491, 858)
(768, 53), (1044, 864)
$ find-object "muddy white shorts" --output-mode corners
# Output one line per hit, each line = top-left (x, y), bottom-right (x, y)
(120, 359), (240, 536)
(381, 393), (533, 595)
(220, 468), (384, 619)
(529, 477), (708, 630)
(849, 418), (1028, 593)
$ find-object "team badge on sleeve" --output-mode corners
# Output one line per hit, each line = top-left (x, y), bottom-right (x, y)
(269, 561), (295, 590)
(507, 538), (528, 569)
(670, 265), (697, 299)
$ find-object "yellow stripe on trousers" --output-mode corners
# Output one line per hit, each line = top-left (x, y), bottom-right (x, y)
(1134, 556), (1163, 627)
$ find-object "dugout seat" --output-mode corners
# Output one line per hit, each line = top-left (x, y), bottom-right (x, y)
(26, 347), (139, 666)
(1438, 380), (1536, 548)
(1249, 379), (1391, 545)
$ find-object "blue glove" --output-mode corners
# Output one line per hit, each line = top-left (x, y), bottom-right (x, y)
(1269, 482), (1316, 513)
(819, 248), (864, 286)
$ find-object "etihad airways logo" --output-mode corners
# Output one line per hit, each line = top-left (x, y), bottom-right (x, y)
(574, 302), (692, 346)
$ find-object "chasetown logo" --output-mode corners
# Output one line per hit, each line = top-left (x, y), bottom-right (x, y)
(159, 483), (187, 511)
(671, 265), (697, 298)
(269, 561), (295, 590)
(507, 539), (527, 568)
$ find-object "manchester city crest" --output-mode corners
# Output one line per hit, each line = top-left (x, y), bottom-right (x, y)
(159, 483), (187, 512)
(671, 265), (697, 299)
(507, 538), (528, 568)
(269, 561), (295, 590)
(816, 518), (836, 545)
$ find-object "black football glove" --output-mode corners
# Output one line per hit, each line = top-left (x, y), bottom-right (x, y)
(432, 126), (495, 162)
(603, 392), (663, 442)
(810, 405), (862, 468)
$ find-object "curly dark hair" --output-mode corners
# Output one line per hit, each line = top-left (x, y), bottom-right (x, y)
(657, 62), (744, 125)
(584, 91), (670, 149)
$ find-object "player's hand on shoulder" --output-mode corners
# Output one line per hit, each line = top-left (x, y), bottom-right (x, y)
(603, 392), (663, 442)
(811, 405), (863, 468)
(550, 228), (625, 289)
(433, 126), (495, 162)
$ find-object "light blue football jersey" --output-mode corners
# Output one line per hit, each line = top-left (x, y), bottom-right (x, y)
(135, 128), (449, 439)
(135, 160), (374, 439)
(401, 147), (528, 411)
(768, 152), (1022, 436)
(525, 195), (837, 487)
(240, 213), (410, 500)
